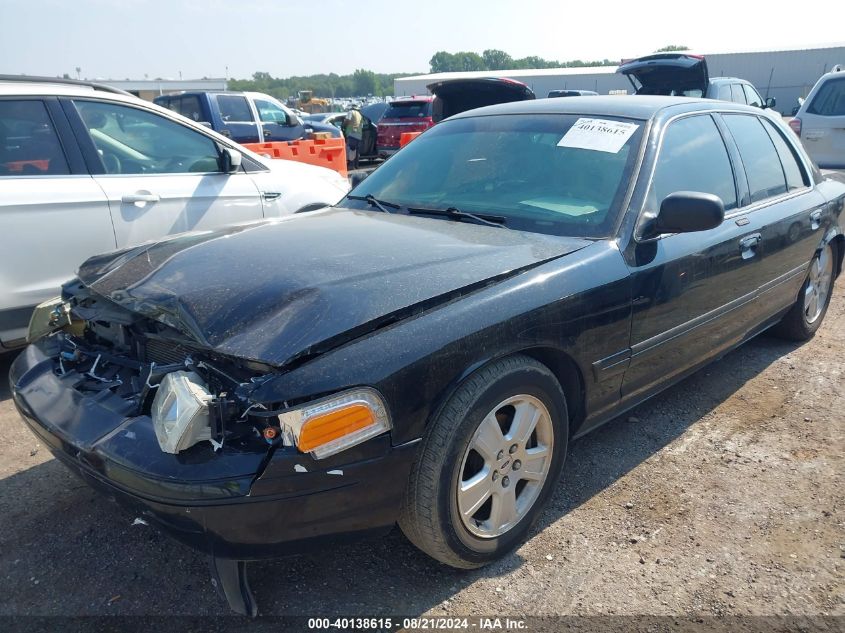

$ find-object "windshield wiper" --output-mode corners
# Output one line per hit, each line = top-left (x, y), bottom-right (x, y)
(347, 194), (401, 214)
(407, 206), (507, 228)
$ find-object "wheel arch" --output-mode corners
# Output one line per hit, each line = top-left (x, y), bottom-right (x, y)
(426, 346), (588, 440)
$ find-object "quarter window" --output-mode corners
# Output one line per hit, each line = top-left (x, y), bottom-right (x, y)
(74, 100), (221, 175)
(651, 115), (737, 211)
(761, 119), (807, 191)
(717, 85), (732, 101)
(0, 100), (69, 176)
(723, 114), (787, 203)
(216, 95), (253, 122)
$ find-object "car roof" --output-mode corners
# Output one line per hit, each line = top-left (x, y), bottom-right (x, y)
(449, 95), (762, 121)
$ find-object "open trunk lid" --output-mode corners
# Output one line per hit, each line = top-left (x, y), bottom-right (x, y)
(617, 53), (709, 97)
(428, 77), (536, 122)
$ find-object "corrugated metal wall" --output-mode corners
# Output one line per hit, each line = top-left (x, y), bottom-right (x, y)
(395, 46), (845, 114)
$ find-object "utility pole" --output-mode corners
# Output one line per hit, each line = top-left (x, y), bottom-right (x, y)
(75, 66), (81, 80)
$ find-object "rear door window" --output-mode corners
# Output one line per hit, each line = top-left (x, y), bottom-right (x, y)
(651, 114), (737, 211)
(717, 84), (732, 101)
(742, 84), (763, 108)
(730, 84), (746, 104)
(384, 101), (432, 118)
(0, 99), (70, 176)
(177, 96), (203, 122)
(807, 77), (845, 116)
(723, 114), (787, 203)
(216, 95), (253, 122)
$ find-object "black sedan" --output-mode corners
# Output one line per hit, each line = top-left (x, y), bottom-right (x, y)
(11, 96), (844, 616)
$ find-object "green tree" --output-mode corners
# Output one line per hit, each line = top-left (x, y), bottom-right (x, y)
(452, 51), (486, 72)
(352, 68), (377, 96)
(482, 49), (514, 70)
(430, 51), (456, 73)
(656, 45), (690, 52)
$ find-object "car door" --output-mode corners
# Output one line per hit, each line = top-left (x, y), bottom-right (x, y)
(799, 75), (845, 168)
(252, 97), (304, 142)
(213, 94), (261, 143)
(718, 112), (828, 321)
(0, 97), (115, 346)
(621, 112), (768, 401)
(66, 98), (265, 249)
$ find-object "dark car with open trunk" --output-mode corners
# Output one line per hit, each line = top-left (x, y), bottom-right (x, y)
(11, 95), (844, 616)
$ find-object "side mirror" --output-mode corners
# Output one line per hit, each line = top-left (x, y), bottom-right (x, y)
(765, 96), (777, 110)
(286, 113), (301, 127)
(653, 191), (725, 235)
(349, 171), (369, 188)
(219, 146), (242, 173)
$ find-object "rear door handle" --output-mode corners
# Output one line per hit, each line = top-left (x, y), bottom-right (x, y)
(739, 233), (762, 259)
(810, 209), (823, 229)
(121, 192), (160, 204)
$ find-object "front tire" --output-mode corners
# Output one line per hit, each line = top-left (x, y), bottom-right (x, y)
(772, 243), (836, 341)
(399, 355), (568, 568)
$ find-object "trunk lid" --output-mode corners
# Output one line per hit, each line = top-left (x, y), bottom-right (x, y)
(617, 53), (709, 97)
(428, 77), (536, 122)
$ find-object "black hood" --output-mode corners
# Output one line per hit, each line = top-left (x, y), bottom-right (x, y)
(617, 53), (709, 96)
(77, 210), (589, 366)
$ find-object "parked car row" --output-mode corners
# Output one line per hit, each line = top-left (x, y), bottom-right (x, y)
(0, 76), (350, 350)
(10, 83), (844, 619)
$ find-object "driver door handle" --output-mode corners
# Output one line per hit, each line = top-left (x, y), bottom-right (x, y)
(122, 192), (160, 204)
(263, 128), (272, 139)
(739, 233), (762, 259)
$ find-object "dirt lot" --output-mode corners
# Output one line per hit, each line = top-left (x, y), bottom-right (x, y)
(0, 286), (842, 624)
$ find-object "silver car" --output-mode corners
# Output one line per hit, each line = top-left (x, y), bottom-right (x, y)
(790, 66), (845, 168)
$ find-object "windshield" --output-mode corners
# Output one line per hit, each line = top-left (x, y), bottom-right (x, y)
(345, 114), (644, 238)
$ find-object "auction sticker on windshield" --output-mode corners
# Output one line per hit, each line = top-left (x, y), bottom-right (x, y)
(557, 118), (639, 153)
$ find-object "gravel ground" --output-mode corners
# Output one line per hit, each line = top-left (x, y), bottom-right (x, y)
(0, 285), (842, 624)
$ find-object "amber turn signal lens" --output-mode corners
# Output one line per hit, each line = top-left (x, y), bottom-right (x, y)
(297, 404), (376, 452)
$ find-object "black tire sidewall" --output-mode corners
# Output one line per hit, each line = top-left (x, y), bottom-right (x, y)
(436, 364), (568, 565)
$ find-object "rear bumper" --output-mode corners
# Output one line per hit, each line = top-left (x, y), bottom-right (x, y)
(10, 341), (419, 560)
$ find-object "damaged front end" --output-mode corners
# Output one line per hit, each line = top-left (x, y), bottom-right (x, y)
(28, 281), (283, 457)
(13, 280), (416, 616)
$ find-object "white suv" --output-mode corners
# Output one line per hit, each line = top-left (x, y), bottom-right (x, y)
(790, 66), (845, 168)
(0, 77), (350, 350)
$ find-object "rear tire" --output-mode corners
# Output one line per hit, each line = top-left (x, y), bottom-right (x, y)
(399, 355), (568, 568)
(772, 243), (836, 341)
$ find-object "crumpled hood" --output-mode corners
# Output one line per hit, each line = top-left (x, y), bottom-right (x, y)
(76, 209), (589, 366)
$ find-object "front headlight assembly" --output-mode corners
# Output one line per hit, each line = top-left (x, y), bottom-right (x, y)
(278, 388), (391, 459)
(151, 371), (215, 454)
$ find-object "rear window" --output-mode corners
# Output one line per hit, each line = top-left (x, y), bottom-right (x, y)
(384, 101), (432, 119)
(807, 76), (845, 116)
(0, 99), (69, 176)
(216, 95), (253, 122)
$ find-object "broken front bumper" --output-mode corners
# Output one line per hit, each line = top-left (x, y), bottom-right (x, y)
(10, 340), (419, 560)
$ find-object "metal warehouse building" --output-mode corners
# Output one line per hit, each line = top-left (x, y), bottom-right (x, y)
(395, 43), (845, 115)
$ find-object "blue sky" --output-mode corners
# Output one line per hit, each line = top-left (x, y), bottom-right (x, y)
(2, 0), (843, 80)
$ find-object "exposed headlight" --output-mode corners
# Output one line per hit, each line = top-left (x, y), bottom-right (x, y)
(151, 371), (214, 454)
(28, 297), (80, 342)
(278, 388), (391, 459)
